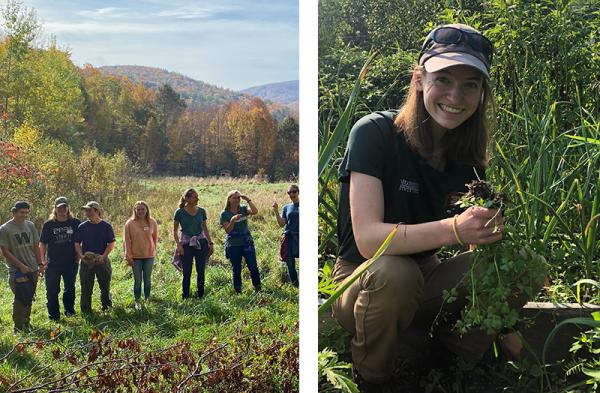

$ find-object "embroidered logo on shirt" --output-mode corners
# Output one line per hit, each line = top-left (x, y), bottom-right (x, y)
(398, 179), (420, 194)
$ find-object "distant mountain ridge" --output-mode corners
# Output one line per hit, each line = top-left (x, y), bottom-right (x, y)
(240, 80), (299, 106)
(99, 66), (298, 111)
(99, 65), (243, 107)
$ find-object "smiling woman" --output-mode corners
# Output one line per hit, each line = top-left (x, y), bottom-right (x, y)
(329, 23), (539, 392)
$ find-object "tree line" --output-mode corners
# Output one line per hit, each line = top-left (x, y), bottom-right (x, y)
(0, 0), (298, 180)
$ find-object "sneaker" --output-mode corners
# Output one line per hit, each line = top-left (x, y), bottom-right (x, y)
(134, 302), (142, 311)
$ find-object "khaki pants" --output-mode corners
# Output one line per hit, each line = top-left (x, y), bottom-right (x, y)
(332, 252), (509, 383)
(9, 273), (39, 331)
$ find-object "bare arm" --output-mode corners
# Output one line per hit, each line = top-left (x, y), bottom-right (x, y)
(75, 242), (83, 260)
(202, 221), (212, 244)
(202, 221), (213, 257)
(102, 241), (116, 259)
(222, 214), (241, 234)
(272, 202), (286, 227)
(173, 220), (184, 255)
(33, 242), (44, 274)
(39, 242), (47, 264)
(1, 246), (32, 273)
(173, 220), (181, 244)
(241, 195), (258, 215)
(350, 172), (504, 259)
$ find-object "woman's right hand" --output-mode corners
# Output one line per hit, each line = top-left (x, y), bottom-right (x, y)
(454, 206), (505, 245)
(177, 244), (185, 256)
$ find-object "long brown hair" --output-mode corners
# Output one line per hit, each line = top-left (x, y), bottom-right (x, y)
(394, 65), (494, 170)
(130, 200), (151, 225)
(179, 188), (197, 209)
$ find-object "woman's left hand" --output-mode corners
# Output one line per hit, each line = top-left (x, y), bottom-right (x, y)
(240, 194), (251, 202)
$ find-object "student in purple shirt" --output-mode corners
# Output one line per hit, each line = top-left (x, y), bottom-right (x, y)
(74, 201), (115, 313)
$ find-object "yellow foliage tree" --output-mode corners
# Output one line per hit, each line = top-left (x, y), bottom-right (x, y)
(225, 98), (276, 177)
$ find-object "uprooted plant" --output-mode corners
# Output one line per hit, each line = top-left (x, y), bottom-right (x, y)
(441, 177), (548, 336)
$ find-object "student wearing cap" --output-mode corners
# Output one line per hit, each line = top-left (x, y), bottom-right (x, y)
(331, 24), (534, 390)
(124, 201), (158, 309)
(39, 197), (81, 320)
(0, 201), (44, 332)
(74, 201), (115, 313)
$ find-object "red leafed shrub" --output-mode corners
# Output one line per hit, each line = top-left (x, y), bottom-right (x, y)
(7, 324), (299, 392)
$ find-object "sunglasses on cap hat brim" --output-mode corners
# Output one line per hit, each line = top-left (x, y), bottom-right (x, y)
(419, 26), (493, 73)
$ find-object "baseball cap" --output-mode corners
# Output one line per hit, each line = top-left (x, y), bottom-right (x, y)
(81, 201), (101, 211)
(11, 201), (30, 212)
(55, 196), (69, 207)
(419, 23), (492, 78)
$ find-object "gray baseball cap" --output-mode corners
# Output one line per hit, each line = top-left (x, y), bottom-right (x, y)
(55, 196), (69, 207)
(81, 201), (101, 211)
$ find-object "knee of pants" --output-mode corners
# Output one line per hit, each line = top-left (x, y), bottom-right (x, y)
(361, 255), (424, 298)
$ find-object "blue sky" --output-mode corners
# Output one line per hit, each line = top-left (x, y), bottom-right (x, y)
(15, 0), (298, 90)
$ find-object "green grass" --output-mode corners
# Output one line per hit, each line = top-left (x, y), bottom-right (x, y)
(0, 177), (299, 392)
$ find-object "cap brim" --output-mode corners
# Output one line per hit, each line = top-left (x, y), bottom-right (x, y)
(423, 52), (489, 79)
(56, 203), (68, 207)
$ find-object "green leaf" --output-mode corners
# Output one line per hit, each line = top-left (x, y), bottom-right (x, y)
(564, 134), (600, 146)
(318, 223), (400, 316)
(582, 367), (600, 380)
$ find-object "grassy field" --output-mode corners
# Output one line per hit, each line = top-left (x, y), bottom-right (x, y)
(0, 177), (299, 392)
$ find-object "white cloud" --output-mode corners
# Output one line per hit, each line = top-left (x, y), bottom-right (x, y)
(45, 18), (295, 35)
(76, 7), (135, 19)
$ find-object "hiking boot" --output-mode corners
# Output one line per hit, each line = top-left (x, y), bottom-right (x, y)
(352, 368), (394, 393)
(134, 301), (142, 311)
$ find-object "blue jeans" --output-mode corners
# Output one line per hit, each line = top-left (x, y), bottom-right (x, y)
(226, 244), (261, 291)
(132, 258), (154, 300)
(182, 240), (208, 298)
(45, 263), (78, 320)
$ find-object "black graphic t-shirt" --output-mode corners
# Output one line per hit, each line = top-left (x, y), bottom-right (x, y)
(40, 218), (81, 267)
(337, 111), (483, 264)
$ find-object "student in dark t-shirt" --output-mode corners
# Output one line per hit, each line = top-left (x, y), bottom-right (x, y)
(331, 24), (538, 390)
(39, 197), (81, 320)
(74, 201), (115, 313)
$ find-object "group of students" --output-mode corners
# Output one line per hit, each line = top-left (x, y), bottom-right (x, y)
(0, 185), (299, 333)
